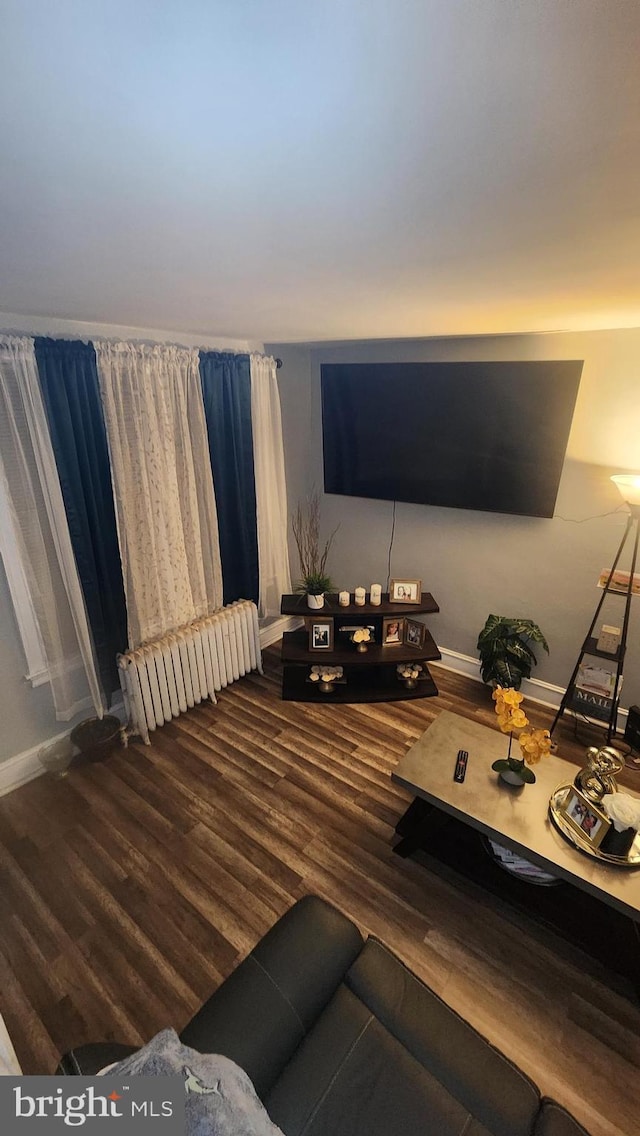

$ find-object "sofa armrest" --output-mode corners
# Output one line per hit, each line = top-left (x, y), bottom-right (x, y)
(57, 1043), (139, 1075)
(180, 894), (364, 1098)
(534, 1099), (592, 1136)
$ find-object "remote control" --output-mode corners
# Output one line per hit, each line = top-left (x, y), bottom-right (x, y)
(454, 749), (468, 783)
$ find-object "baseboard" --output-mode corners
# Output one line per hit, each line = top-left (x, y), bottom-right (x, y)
(435, 648), (563, 709)
(0, 742), (48, 798)
(0, 700), (125, 799)
(260, 615), (303, 648)
(435, 646), (629, 729)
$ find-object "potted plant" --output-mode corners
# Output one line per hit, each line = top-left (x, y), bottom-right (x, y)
(292, 492), (339, 609)
(490, 686), (552, 785)
(477, 615), (549, 690)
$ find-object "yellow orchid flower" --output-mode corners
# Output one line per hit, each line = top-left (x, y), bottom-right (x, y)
(502, 689), (523, 707)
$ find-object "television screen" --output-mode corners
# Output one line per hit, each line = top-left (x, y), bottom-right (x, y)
(321, 360), (583, 518)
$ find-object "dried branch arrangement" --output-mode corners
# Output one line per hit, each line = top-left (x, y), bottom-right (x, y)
(291, 492), (339, 592)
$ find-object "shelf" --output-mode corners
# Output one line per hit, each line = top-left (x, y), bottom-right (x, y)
(282, 664), (439, 703)
(281, 627), (441, 666)
(279, 590), (440, 704)
(582, 636), (622, 663)
(280, 592), (439, 618)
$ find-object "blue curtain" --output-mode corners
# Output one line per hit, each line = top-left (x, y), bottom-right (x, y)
(199, 351), (259, 605)
(34, 338), (128, 697)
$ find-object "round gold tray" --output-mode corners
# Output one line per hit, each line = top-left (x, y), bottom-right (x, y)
(548, 784), (640, 867)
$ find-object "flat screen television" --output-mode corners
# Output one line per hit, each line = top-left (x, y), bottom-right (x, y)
(321, 360), (583, 519)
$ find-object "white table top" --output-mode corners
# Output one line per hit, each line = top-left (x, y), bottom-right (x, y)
(392, 710), (640, 921)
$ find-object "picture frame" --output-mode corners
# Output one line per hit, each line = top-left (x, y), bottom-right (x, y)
(307, 618), (333, 651)
(558, 786), (611, 849)
(403, 618), (426, 649)
(382, 616), (404, 645)
(389, 579), (422, 604)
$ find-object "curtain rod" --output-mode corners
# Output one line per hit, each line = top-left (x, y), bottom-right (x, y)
(1, 327), (283, 368)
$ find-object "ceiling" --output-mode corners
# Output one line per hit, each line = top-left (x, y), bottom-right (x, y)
(1, 1), (639, 344)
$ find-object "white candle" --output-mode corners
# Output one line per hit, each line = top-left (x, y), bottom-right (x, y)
(370, 584), (382, 606)
(354, 586), (366, 606)
(339, 590), (350, 606)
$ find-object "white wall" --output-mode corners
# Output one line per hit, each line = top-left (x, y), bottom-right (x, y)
(269, 328), (640, 702)
(0, 312), (262, 769)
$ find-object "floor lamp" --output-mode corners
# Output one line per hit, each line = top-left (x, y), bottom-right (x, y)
(551, 474), (640, 743)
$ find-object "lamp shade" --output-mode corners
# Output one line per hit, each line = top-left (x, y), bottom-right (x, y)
(611, 474), (640, 506)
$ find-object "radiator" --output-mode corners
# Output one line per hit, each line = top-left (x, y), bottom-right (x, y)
(117, 600), (263, 745)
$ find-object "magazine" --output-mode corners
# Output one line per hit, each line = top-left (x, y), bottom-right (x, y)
(597, 568), (640, 596)
(575, 662), (616, 697)
(568, 686), (614, 723)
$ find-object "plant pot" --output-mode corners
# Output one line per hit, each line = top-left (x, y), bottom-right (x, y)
(70, 714), (122, 763)
(307, 593), (325, 609)
(499, 768), (527, 787)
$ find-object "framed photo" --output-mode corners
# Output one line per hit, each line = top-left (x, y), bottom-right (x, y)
(558, 786), (611, 849)
(404, 618), (426, 649)
(308, 618), (333, 651)
(382, 616), (404, 645)
(389, 579), (422, 604)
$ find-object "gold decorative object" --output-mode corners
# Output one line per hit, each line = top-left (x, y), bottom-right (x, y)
(549, 785), (640, 866)
(351, 627), (371, 652)
(397, 662), (423, 690)
(308, 664), (344, 695)
(574, 744), (624, 804)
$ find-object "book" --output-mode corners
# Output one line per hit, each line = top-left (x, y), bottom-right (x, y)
(597, 568), (640, 596)
(575, 662), (617, 698)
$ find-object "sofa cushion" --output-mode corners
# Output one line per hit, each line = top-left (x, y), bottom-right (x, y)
(534, 1099), (592, 1136)
(266, 983), (497, 1136)
(345, 939), (540, 1136)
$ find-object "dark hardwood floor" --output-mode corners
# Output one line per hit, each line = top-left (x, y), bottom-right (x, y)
(1, 647), (639, 1136)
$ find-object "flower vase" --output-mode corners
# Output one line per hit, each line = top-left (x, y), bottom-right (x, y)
(356, 642), (368, 653)
(499, 765), (528, 787)
(404, 677), (417, 690)
(491, 733), (536, 787)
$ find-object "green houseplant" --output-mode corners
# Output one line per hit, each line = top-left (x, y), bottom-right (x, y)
(477, 615), (549, 690)
(292, 492), (339, 609)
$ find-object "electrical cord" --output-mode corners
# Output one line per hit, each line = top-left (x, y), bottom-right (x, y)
(554, 506), (627, 523)
(386, 499), (397, 591)
(566, 710), (639, 768)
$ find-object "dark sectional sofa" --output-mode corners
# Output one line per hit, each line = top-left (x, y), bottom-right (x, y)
(60, 895), (590, 1136)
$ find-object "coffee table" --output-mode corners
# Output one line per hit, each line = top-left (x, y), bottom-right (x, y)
(391, 711), (640, 988)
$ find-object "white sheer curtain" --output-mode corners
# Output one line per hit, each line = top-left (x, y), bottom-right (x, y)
(0, 335), (104, 720)
(250, 353), (292, 616)
(95, 342), (223, 647)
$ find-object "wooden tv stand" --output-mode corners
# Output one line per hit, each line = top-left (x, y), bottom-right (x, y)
(279, 592), (441, 703)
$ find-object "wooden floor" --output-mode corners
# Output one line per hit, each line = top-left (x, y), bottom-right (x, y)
(1, 648), (639, 1136)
